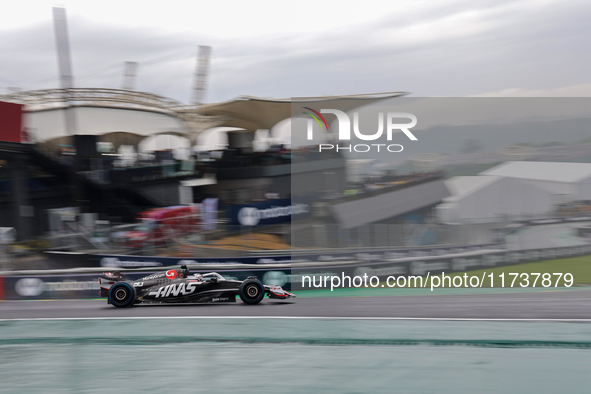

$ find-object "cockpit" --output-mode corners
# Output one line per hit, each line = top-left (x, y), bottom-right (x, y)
(187, 272), (225, 283)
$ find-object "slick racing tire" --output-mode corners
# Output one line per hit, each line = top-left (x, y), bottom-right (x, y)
(108, 283), (136, 308)
(239, 279), (265, 305)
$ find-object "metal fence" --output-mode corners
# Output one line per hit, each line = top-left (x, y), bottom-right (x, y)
(38, 211), (508, 258)
(290, 222), (502, 249)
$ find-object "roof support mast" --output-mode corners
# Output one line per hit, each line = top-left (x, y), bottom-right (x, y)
(192, 45), (211, 106)
(53, 6), (84, 211)
(122, 61), (139, 90)
(52, 6), (77, 136)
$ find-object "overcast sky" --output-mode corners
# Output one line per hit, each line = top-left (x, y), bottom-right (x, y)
(1, 0), (590, 104)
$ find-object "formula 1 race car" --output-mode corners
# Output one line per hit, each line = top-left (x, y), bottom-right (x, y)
(98, 265), (295, 307)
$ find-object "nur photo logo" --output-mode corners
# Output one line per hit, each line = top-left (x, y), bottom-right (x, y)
(303, 107), (418, 153)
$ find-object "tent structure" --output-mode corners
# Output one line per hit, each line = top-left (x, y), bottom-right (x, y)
(436, 175), (555, 223)
(480, 161), (591, 200)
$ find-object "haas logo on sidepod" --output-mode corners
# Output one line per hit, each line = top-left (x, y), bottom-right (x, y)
(165, 270), (177, 279)
(150, 282), (198, 298)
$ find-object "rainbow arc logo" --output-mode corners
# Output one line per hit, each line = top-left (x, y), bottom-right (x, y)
(302, 107), (329, 131)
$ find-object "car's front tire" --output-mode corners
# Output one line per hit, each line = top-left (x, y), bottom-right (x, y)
(239, 280), (265, 305)
(108, 283), (136, 308)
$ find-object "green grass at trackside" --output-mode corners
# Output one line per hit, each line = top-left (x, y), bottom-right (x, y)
(431, 255), (591, 288)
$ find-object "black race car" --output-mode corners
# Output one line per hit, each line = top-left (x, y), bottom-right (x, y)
(98, 265), (295, 307)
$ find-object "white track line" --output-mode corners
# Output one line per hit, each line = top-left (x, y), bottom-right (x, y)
(0, 316), (591, 322)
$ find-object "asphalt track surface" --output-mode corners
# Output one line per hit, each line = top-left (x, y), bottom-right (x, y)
(2, 288), (591, 320)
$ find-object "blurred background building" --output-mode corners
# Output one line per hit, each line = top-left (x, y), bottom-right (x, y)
(1, 6), (589, 259)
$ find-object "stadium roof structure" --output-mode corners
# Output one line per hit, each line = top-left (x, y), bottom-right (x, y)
(197, 92), (407, 134)
(0, 88), (407, 145)
(480, 161), (591, 184)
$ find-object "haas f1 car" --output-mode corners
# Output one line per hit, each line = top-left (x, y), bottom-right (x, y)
(98, 266), (295, 307)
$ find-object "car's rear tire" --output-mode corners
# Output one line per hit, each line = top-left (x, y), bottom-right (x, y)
(239, 280), (265, 305)
(108, 283), (136, 308)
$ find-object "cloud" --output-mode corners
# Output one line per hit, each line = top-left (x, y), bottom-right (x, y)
(469, 83), (591, 97)
(0, 0), (589, 103)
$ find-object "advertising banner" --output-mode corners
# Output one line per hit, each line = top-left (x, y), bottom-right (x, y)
(229, 198), (311, 226)
(0, 267), (293, 300)
(3, 244), (591, 299)
(3, 274), (101, 300)
(202, 198), (218, 231)
(94, 254), (294, 268)
(0, 101), (23, 143)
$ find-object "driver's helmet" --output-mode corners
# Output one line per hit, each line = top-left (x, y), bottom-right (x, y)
(180, 264), (190, 278)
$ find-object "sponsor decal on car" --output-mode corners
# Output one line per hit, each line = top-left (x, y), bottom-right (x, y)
(141, 273), (166, 280)
(165, 270), (177, 279)
(149, 282), (198, 298)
